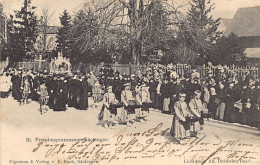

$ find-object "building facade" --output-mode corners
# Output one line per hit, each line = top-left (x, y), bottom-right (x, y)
(219, 6), (260, 63)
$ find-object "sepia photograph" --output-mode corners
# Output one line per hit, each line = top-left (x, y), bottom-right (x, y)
(0, 0), (260, 165)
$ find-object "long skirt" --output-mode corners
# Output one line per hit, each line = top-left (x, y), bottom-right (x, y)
(12, 86), (21, 100)
(103, 107), (116, 122)
(170, 115), (190, 139)
(216, 102), (225, 120)
(163, 98), (170, 112)
(126, 105), (136, 120)
(135, 108), (142, 118)
(48, 93), (55, 109)
(117, 107), (128, 122)
(135, 108), (149, 118)
(190, 121), (202, 134)
(79, 95), (88, 110)
(224, 102), (237, 122)
(53, 94), (66, 111)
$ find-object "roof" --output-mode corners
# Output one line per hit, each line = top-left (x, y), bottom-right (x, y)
(221, 6), (260, 37)
(245, 48), (260, 58)
(221, 18), (233, 35)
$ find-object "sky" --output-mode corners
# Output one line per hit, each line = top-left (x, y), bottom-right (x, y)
(1, 0), (260, 26)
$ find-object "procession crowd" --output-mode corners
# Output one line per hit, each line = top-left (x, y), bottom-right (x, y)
(0, 64), (260, 140)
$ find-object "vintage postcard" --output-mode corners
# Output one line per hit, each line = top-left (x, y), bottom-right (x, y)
(0, 0), (260, 165)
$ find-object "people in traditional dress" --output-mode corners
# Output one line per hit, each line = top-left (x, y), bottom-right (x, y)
(102, 85), (119, 128)
(113, 74), (123, 102)
(74, 76), (82, 109)
(140, 83), (152, 121)
(170, 93), (192, 141)
(53, 75), (67, 111)
(208, 87), (219, 119)
(79, 75), (89, 110)
(216, 81), (227, 120)
(170, 78), (184, 114)
(92, 80), (103, 107)
(189, 90), (206, 135)
(225, 79), (240, 122)
(11, 71), (22, 101)
(241, 79), (257, 126)
(121, 83), (136, 125)
(135, 83), (144, 122)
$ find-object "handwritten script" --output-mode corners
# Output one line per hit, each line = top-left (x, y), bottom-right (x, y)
(31, 123), (259, 164)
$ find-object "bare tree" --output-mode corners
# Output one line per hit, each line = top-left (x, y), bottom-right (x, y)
(70, 0), (191, 64)
(41, 4), (55, 53)
(35, 4), (56, 59)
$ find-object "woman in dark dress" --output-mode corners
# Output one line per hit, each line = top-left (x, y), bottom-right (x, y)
(53, 76), (67, 111)
(79, 75), (89, 110)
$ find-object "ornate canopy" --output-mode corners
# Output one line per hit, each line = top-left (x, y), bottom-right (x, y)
(49, 52), (71, 74)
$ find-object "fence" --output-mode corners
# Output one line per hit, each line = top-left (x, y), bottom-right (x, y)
(71, 63), (149, 75)
(16, 61), (49, 72)
(173, 64), (259, 79)
(12, 62), (260, 79)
